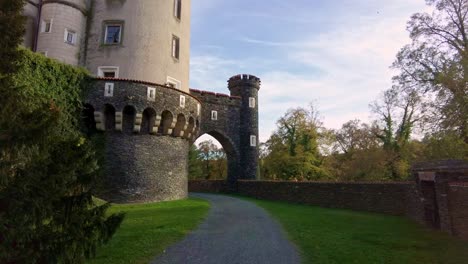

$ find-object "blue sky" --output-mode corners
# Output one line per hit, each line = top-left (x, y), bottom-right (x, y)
(190, 0), (429, 143)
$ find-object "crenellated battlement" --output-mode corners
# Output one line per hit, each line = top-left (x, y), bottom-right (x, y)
(228, 74), (261, 90)
(190, 88), (241, 106)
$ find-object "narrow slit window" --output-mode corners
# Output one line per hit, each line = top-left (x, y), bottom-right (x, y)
(211, 110), (218, 121)
(104, 83), (114, 97)
(249, 97), (256, 108)
(147, 87), (156, 101)
(172, 35), (180, 59)
(179, 95), (186, 108)
(250, 135), (257, 147)
(174, 0), (182, 19)
(197, 103), (201, 116)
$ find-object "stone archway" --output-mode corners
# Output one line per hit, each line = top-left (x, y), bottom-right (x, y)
(195, 131), (239, 185)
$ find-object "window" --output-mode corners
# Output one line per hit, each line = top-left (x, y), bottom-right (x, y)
(174, 0), (182, 20)
(104, 24), (122, 44)
(179, 95), (186, 108)
(249, 97), (256, 108)
(98, 66), (119, 78)
(147, 87), (156, 101)
(104, 83), (114, 97)
(64, 29), (77, 45)
(167, 76), (181, 89)
(172, 35), (180, 59)
(250, 135), (257, 147)
(197, 103), (201, 116)
(211, 110), (218, 121)
(41, 19), (52, 33)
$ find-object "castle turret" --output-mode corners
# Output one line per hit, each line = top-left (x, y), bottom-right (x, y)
(36, 0), (88, 65)
(228, 74), (260, 179)
(85, 0), (191, 92)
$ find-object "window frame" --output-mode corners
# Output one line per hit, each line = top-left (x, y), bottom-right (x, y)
(171, 35), (180, 60)
(249, 97), (256, 108)
(211, 110), (218, 121)
(103, 22), (124, 45)
(250, 135), (257, 147)
(97, 66), (120, 78)
(64, 28), (77, 45)
(179, 95), (186, 108)
(167, 76), (181, 89)
(147, 87), (156, 101)
(104, 83), (114, 97)
(41, 19), (53, 33)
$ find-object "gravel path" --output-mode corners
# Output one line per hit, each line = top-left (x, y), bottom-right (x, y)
(152, 193), (301, 264)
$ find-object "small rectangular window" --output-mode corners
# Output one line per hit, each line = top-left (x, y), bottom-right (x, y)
(147, 87), (156, 101)
(172, 35), (180, 59)
(250, 135), (257, 147)
(104, 24), (122, 44)
(41, 19), (52, 33)
(104, 83), (114, 97)
(167, 76), (181, 89)
(249, 97), (256, 108)
(180, 95), (186, 108)
(38, 51), (48, 57)
(174, 0), (182, 20)
(211, 110), (218, 121)
(98, 66), (119, 78)
(64, 29), (77, 45)
(197, 103), (201, 116)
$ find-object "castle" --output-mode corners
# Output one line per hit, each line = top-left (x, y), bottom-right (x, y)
(22, 0), (260, 203)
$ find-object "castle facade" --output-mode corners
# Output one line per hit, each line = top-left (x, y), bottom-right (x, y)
(22, 0), (260, 203)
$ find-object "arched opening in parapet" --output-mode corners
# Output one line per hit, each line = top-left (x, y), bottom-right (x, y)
(172, 114), (186, 137)
(191, 131), (238, 182)
(82, 103), (96, 135)
(122, 105), (136, 134)
(104, 104), (116, 131)
(158, 110), (173, 135)
(141, 108), (156, 134)
(185, 117), (195, 139)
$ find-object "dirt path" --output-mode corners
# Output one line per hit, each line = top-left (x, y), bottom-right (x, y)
(152, 193), (301, 264)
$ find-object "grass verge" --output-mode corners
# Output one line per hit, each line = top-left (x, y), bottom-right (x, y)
(245, 197), (468, 264)
(87, 198), (210, 264)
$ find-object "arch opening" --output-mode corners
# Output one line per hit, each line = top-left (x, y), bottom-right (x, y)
(82, 103), (96, 135)
(122, 105), (136, 134)
(172, 114), (186, 137)
(104, 104), (116, 131)
(159, 110), (173, 135)
(141, 108), (156, 134)
(190, 131), (238, 182)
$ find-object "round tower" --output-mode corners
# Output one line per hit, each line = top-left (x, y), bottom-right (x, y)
(85, 0), (191, 92)
(36, 0), (88, 65)
(228, 74), (261, 179)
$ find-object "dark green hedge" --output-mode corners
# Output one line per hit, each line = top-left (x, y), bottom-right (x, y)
(0, 49), (123, 263)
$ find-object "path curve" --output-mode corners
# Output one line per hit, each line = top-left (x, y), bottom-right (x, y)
(152, 193), (301, 264)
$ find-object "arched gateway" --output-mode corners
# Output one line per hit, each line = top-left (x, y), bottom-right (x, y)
(84, 74), (260, 203)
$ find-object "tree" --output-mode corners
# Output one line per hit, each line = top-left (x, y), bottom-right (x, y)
(263, 104), (330, 181)
(392, 0), (468, 143)
(0, 2), (123, 262)
(196, 140), (227, 179)
(370, 87), (425, 179)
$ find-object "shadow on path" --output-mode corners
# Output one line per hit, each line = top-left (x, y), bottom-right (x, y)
(152, 193), (301, 264)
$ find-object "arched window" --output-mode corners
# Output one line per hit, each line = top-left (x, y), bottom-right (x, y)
(141, 108), (156, 134)
(104, 104), (116, 131)
(172, 114), (186, 137)
(122, 105), (136, 134)
(158, 110), (174, 135)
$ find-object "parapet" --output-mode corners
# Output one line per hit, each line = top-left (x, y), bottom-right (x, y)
(228, 74), (261, 90)
(190, 88), (241, 106)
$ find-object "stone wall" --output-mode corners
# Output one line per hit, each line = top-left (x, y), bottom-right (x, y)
(448, 183), (468, 240)
(188, 180), (423, 216)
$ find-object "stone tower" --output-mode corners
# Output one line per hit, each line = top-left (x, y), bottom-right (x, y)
(228, 75), (260, 180)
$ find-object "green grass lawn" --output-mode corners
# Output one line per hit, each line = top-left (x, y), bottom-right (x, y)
(246, 198), (468, 264)
(87, 198), (210, 264)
